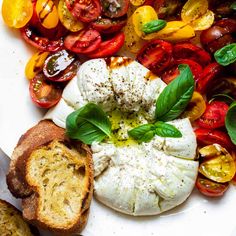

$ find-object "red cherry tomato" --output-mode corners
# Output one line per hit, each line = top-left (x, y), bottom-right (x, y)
(20, 27), (64, 52)
(64, 29), (101, 54)
(196, 62), (222, 94)
(87, 32), (125, 58)
(91, 16), (127, 34)
(137, 39), (173, 75)
(195, 128), (235, 151)
(29, 73), (62, 108)
(65, 0), (101, 23)
(196, 175), (229, 197)
(196, 101), (229, 129)
(162, 59), (203, 84)
(101, 0), (129, 18)
(173, 43), (211, 67)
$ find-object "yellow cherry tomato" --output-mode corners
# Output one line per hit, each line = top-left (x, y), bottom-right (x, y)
(2, 0), (33, 28)
(130, 0), (146, 7)
(154, 21), (195, 42)
(191, 10), (214, 31)
(181, 0), (208, 23)
(123, 16), (145, 54)
(132, 6), (158, 40)
(181, 92), (206, 122)
(58, 0), (84, 32)
(36, 0), (59, 29)
(199, 144), (236, 183)
(25, 51), (49, 80)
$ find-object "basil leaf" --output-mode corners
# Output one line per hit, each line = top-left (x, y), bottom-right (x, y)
(142, 19), (167, 34)
(128, 124), (155, 143)
(230, 2), (236, 10)
(214, 43), (236, 66)
(155, 64), (194, 121)
(155, 121), (182, 138)
(225, 101), (236, 145)
(66, 103), (111, 144)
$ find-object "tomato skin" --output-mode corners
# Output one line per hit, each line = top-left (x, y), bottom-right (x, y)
(173, 43), (211, 67)
(64, 29), (101, 54)
(162, 59), (203, 84)
(196, 175), (229, 197)
(137, 40), (173, 76)
(101, 0), (129, 18)
(195, 128), (235, 151)
(29, 73), (62, 108)
(66, 0), (101, 23)
(87, 32), (125, 58)
(20, 27), (64, 52)
(196, 101), (229, 129)
(196, 62), (222, 94)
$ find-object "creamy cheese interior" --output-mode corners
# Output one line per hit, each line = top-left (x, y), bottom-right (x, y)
(45, 57), (198, 216)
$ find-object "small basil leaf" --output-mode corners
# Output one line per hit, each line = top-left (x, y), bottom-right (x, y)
(214, 43), (236, 66)
(230, 2), (236, 10)
(142, 19), (167, 34)
(155, 121), (182, 138)
(225, 101), (236, 145)
(128, 124), (155, 142)
(155, 64), (194, 121)
(66, 103), (111, 144)
(209, 94), (234, 105)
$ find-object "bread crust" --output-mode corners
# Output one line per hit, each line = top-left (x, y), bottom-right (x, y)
(7, 120), (94, 235)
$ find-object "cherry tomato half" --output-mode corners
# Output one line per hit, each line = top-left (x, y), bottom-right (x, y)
(173, 43), (211, 67)
(64, 29), (101, 54)
(137, 39), (173, 75)
(66, 0), (101, 23)
(87, 32), (125, 58)
(199, 144), (236, 183)
(196, 62), (222, 94)
(196, 175), (229, 197)
(196, 101), (229, 129)
(101, 0), (129, 18)
(91, 16), (127, 34)
(162, 59), (203, 84)
(29, 73), (62, 108)
(195, 128), (235, 151)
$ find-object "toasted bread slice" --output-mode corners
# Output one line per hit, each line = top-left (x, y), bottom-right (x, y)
(7, 120), (93, 235)
(0, 199), (38, 236)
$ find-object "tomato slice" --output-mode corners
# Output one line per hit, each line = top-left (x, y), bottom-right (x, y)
(199, 144), (236, 183)
(65, 0), (101, 23)
(162, 59), (203, 84)
(29, 73), (62, 108)
(196, 101), (229, 129)
(196, 62), (222, 94)
(64, 29), (101, 54)
(195, 128), (235, 151)
(91, 16), (127, 34)
(137, 39), (173, 75)
(101, 0), (129, 18)
(196, 175), (229, 197)
(173, 43), (211, 67)
(20, 27), (64, 52)
(87, 32), (125, 58)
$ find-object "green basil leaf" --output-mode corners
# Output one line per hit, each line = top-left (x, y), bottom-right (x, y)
(214, 43), (236, 66)
(142, 19), (167, 34)
(66, 103), (111, 144)
(230, 2), (236, 10)
(225, 101), (236, 145)
(155, 64), (194, 121)
(128, 124), (155, 143)
(154, 121), (182, 138)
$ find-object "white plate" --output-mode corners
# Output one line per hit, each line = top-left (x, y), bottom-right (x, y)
(1, 4), (236, 236)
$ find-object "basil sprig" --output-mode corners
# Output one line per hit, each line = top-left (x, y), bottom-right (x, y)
(128, 122), (182, 143)
(142, 19), (167, 34)
(155, 64), (195, 121)
(230, 2), (236, 10)
(214, 43), (236, 66)
(225, 101), (236, 145)
(66, 103), (111, 144)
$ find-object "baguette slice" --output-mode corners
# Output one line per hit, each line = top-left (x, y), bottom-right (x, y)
(0, 199), (39, 236)
(7, 120), (93, 235)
